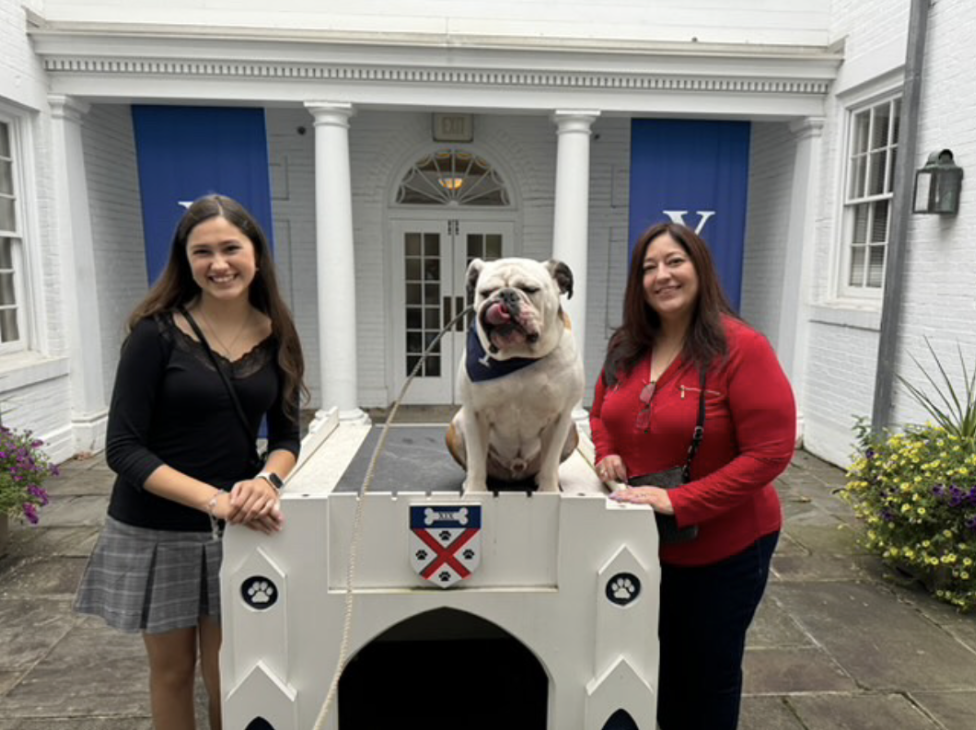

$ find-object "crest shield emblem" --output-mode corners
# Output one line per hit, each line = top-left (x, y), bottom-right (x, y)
(409, 505), (482, 588)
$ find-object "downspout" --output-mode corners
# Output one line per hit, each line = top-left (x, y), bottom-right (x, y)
(871, 0), (931, 435)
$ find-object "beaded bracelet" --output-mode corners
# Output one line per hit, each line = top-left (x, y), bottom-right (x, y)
(206, 492), (222, 541)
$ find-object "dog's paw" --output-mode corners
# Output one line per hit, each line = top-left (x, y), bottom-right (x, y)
(463, 478), (489, 493)
(535, 473), (560, 493)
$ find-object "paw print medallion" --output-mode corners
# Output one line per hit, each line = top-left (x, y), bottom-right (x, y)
(605, 572), (641, 606)
(241, 576), (279, 610)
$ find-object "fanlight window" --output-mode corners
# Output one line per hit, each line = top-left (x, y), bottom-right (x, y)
(396, 150), (510, 206)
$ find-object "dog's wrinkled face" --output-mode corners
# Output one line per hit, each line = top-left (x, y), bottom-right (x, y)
(467, 257), (574, 360)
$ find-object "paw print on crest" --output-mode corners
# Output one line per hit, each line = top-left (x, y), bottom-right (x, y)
(605, 572), (641, 606)
(415, 549), (429, 561)
(462, 548), (476, 560)
(438, 571), (452, 582)
(438, 530), (452, 542)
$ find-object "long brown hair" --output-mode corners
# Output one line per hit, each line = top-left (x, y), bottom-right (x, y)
(128, 194), (308, 417)
(603, 222), (736, 386)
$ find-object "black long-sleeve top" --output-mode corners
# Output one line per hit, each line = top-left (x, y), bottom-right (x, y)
(106, 313), (300, 532)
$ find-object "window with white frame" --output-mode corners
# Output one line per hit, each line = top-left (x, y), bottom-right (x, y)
(841, 96), (901, 296)
(0, 118), (26, 352)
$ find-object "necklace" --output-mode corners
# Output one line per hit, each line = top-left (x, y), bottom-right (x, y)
(195, 306), (252, 359)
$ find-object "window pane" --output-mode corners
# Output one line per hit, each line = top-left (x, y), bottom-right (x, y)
(425, 358), (440, 377)
(406, 332), (422, 353)
(0, 161), (12, 196)
(0, 122), (9, 158)
(424, 307), (440, 329)
(0, 197), (15, 232)
(867, 245), (885, 288)
(0, 308), (18, 342)
(868, 151), (887, 196)
(405, 258), (421, 281)
(424, 258), (440, 281)
(406, 354), (420, 375)
(849, 246), (866, 287)
(423, 233), (439, 256)
(852, 111), (870, 154)
(0, 238), (11, 269)
(849, 155), (867, 199)
(486, 234), (502, 259)
(406, 308), (421, 329)
(467, 234), (484, 259)
(424, 283), (439, 305)
(871, 200), (889, 243)
(887, 148), (897, 194)
(405, 233), (421, 256)
(0, 273), (15, 306)
(405, 283), (421, 305)
(891, 100), (901, 143)
(871, 104), (891, 150)
(852, 204), (869, 243)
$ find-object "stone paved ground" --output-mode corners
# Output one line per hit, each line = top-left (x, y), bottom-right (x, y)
(1, 448), (974, 729)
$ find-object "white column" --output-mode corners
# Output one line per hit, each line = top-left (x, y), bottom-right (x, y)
(48, 94), (109, 453)
(552, 110), (600, 417)
(779, 117), (824, 440)
(305, 102), (366, 422)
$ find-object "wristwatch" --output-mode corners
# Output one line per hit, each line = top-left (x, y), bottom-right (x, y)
(256, 471), (284, 490)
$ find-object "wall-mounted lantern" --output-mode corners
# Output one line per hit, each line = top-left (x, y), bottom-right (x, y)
(913, 149), (963, 214)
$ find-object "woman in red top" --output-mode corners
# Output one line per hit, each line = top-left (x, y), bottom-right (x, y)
(591, 222), (795, 730)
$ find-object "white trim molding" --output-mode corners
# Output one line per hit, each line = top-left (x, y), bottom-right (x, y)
(29, 23), (841, 117)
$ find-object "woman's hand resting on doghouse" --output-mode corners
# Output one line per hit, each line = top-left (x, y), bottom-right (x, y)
(608, 485), (675, 515)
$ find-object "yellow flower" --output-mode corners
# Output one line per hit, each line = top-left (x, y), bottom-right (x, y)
(917, 507), (926, 516)
(962, 572), (970, 580)
(922, 540), (931, 548)
(901, 504), (912, 513)
(963, 558), (973, 567)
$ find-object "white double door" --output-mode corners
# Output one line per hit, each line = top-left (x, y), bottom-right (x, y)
(391, 218), (515, 404)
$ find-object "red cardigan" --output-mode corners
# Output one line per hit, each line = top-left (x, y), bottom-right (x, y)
(590, 317), (795, 566)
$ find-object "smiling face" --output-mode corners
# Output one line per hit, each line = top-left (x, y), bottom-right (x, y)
(642, 232), (700, 323)
(186, 215), (258, 303)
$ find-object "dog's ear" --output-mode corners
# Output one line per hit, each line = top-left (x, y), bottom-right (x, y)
(466, 258), (486, 293)
(545, 259), (574, 299)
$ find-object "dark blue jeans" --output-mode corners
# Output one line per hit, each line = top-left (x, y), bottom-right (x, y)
(655, 532), (779, 730)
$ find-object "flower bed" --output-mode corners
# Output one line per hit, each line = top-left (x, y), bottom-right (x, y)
(843, 425), (976, 612)
(0, 426), (58, 525)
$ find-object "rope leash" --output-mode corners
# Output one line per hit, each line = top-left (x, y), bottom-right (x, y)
(311, 304), (474, 730)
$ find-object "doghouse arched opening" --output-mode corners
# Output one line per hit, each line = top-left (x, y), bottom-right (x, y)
(339, 607), (548, 729)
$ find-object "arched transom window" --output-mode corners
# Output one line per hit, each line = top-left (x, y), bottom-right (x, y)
(396, 149), (510, 206)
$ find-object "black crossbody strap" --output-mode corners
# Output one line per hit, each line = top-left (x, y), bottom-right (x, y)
(681, 368), (708, 481)
(179, 307), (256, 444)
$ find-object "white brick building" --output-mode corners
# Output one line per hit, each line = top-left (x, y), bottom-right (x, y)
(0, 0), (971, 467)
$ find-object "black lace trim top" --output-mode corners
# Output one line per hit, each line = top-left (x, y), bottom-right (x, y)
(105, 312), (301, 532)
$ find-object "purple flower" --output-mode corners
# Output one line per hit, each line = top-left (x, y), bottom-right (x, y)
(22, 502), (38, 524)
(933, 484), (945, 497)
(967, 516), (976, 532)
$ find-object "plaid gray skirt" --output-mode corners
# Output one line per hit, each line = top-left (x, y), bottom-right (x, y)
(74, 517), (222, 634)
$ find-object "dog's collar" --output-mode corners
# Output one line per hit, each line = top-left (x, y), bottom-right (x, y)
(466, 327), (539, 382)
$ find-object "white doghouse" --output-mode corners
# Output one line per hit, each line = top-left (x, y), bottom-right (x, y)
(220, 409), (661, 729)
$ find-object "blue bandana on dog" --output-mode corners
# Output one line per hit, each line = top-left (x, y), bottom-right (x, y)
(466, 327), (539, 382)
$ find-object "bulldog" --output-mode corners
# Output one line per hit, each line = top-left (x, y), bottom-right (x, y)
(446, 257), (585, 493)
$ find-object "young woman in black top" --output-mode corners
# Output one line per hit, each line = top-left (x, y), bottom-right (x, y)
(75, 195), (307, 730)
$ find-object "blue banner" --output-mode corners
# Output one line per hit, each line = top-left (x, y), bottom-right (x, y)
(629, 119), (751, 309)
(132, 106), (274, 285)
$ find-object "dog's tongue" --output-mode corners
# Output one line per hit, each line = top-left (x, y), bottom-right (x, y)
(486, 303), (511, 325)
